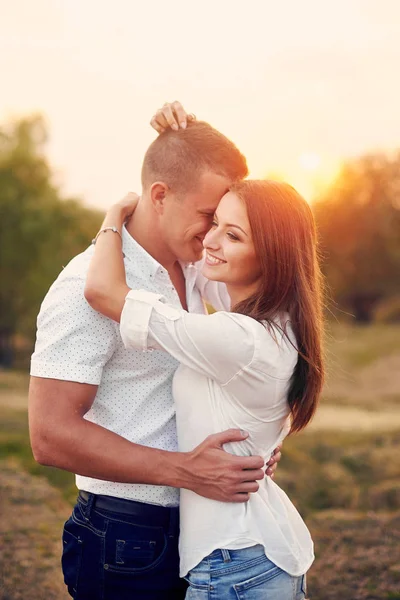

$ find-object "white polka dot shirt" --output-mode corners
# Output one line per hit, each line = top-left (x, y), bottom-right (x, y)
(30, 225), (230, 506)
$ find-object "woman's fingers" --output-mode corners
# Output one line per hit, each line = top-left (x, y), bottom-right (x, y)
(170, 100), (189, 129)
(265, 444), (282, 476)
(109, 192), (140, 221)
(150, 101), (193, 134)
(160, 103), (179, 130)
(150, 110), (168, 134)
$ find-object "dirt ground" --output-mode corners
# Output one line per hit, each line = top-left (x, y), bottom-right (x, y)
(0, 459), (70, 600)
(1, 459), (400, 600)
(307, 510), (400, 599)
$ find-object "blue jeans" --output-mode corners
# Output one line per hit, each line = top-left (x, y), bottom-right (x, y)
(62, 493), (188, 599)
(185, 545), (307, 600)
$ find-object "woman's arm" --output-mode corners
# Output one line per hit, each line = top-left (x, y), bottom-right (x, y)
(120, 291), (259, 384)
(84, 193), (139, 322)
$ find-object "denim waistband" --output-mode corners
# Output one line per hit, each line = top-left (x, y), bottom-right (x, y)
(194, 544), (267, 571)
(78, 490), (179, 533)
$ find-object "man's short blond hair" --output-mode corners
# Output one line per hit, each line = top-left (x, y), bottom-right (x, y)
(141, 120), (248, 193)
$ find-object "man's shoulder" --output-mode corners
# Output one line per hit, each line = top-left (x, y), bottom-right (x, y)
(58, 246), (94, 281)
(39, 246), (94, 313)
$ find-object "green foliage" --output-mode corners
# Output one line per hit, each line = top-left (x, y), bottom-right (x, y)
(0, 115), (103, 348)
(314, 152), (400, 322)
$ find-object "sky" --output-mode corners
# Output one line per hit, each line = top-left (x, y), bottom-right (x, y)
(1, 0), (400, 209)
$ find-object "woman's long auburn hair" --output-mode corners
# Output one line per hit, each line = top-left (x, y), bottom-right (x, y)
(229, 180), (325, 433)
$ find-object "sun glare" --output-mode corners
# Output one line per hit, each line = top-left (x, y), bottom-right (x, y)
(260, 154), (340, 204)
(298, 152), (321, 171)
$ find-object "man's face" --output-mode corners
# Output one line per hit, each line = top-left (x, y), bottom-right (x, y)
(160, 170), (231, 263)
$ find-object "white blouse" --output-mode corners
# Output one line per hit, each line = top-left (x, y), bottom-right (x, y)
(120, 289), (314, 578)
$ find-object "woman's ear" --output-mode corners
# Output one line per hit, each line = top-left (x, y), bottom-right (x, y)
(150, 182), (169, 215)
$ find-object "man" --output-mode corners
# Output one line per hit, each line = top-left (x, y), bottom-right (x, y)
(29, 102), (280, 599)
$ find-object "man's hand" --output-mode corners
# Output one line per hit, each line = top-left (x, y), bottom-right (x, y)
(266, 445), (282, 480)
(178, 429), (265, 503)
(150, 101), (195, 134)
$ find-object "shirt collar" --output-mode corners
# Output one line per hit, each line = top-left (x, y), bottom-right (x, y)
(122, 225), (202, 279)
(122, 225), (162, 278)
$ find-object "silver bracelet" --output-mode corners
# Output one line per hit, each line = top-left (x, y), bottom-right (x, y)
(92, 226), (122, 245)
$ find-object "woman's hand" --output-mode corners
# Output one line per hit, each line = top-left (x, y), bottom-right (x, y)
(86, 194), (138, 322)
(266, 444), (282, 479)
(101, 192), (140, 232)
(107, 192), (140, 223)
(150, 101), (196, 134)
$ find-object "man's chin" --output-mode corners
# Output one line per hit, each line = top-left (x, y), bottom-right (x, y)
(186, 246), (204, 263)
(176, 243), (204, 264)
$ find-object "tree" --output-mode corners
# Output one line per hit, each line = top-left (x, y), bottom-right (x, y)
(314, 152), (400, 322)
(0, 115), (103, 365)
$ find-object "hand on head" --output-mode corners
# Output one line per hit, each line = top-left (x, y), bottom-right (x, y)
(150, 101), (196, 134)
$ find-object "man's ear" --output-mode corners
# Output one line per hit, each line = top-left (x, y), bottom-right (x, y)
(150, 182), (169, 214)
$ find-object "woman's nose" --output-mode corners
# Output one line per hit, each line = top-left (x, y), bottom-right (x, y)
(203, 228), (219, 249)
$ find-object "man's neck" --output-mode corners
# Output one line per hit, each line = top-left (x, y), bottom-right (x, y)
(125, 203), (178, 271)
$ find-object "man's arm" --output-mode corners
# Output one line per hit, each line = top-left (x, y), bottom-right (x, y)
(29, 376), (264, 502)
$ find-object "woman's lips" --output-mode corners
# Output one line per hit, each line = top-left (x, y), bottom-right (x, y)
(205, 252), (226, 266)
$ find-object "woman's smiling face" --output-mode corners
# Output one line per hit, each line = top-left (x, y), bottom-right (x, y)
(201, 191), (262, 296)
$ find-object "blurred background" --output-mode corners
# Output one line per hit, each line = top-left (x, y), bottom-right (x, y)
(0, 1), (399, 598)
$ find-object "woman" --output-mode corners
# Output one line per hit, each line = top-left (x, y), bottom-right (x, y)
(85, 179), (324, 599)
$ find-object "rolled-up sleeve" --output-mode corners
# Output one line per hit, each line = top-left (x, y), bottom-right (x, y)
(30, 275), (118, 385)
(120, 289), (255, 385)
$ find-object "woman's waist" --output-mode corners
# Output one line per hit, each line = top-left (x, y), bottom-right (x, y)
(179, 481), (308, 534)
(178, 489), (314, 577)
(177, 416), (289, 458)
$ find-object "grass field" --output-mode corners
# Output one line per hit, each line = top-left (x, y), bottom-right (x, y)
(0, 322), (399, 599)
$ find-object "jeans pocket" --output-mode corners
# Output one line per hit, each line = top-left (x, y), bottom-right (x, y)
(234, 564), (297, 600)
(103, 520), (168, 574)
(297, 573), (307, 599)
(73, 502), (106, 536)
(185, 572), (210, 594)
(62, 526), (83, 598)
(185, 583), (209, 599)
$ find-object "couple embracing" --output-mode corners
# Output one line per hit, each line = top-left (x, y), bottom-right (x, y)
(29, 101), (324, 599)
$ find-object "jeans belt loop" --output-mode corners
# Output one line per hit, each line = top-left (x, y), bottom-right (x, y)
(167, 507), (178, 538)
(221, 549), (231, 563)
(83, 492), (95, 521)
